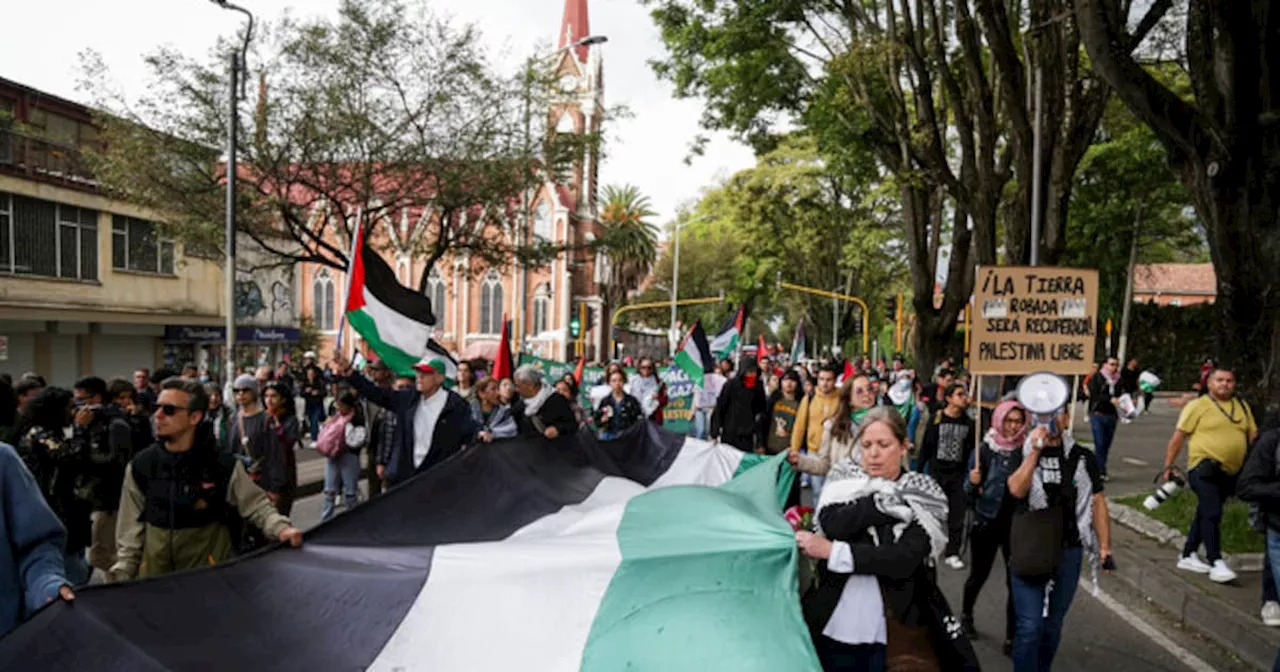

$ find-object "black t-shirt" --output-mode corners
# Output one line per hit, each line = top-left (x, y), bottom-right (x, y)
(1018, 443), (1104, 547)
(922, 412), (974, 477)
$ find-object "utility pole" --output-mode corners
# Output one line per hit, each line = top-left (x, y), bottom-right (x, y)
(209, 0), (253, 388)
(1116, 207), (1142, 365)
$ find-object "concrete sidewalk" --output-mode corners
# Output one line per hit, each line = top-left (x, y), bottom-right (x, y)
(1091, 398), (1280, 670)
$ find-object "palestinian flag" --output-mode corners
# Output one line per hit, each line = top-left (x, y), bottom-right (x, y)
(710, 303), (748, 360)
(790, 317), (806, 364)
(0, 428), (819, 671)
(673, 321), (714, 386)
(343, 221), (437, 377)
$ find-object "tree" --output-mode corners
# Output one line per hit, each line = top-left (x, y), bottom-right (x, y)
(630, 136), (907, 356)
(1061, 98), (1202, 322)
(1076, 1), (1280, 411)
(598, 184), (660, 312)
(82, 0), (601, 287)
(641, 0), (1174, 374)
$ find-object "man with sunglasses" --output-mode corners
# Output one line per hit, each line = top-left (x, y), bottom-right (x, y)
(108, 378), (302, 582)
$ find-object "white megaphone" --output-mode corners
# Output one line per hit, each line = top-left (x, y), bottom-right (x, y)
(1016, 372), (1071, 447)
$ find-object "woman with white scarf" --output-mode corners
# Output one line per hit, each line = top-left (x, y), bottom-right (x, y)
(1006, 409), (1113, 672)
(626, 358), (668, 424)
(796, 407), (978, 671)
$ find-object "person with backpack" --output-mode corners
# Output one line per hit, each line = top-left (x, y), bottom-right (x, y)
(1006, 409), (1112, 672)
(108, 378), (302, 582)
(917, 383), (975, 571)
(316, 391), (368, 522)
(961, 400), (1026, 654)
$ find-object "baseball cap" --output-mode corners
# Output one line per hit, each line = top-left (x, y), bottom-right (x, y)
(412, 357), (447, 375)
(303, 351), (317, 359)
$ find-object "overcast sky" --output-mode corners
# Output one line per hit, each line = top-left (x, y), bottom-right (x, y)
(1, 0), (755, 226)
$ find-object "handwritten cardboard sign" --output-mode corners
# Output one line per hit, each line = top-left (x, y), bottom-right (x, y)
(969, 266), (1099, 375)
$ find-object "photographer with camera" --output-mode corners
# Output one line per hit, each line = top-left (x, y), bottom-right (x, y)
(1161, 366), (1257, 584)
(69, 377), (135, 578)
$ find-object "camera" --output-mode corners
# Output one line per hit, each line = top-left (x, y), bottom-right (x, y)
(1144, 473), (1185, 511)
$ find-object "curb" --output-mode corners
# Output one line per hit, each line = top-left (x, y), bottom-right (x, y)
(1108, 505), (1279, 670)
(1111, 501), (1265, 571)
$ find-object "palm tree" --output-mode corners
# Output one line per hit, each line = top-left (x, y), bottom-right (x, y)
(598, 184), (660, 314)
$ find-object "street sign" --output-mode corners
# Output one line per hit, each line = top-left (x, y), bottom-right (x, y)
(969, 266), (1099, 375)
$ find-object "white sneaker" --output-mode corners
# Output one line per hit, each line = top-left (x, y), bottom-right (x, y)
(1177, 554), (1212, 574)
(1209, 560), (1238, 583)
(1262, 601), (1280, 627)
(944, 555), (965, 570)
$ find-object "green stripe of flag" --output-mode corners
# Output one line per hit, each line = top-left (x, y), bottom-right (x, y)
(580, 454), (818, 671)
(347, 309), (420, 376)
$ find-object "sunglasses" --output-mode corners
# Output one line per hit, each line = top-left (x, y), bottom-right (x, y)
(157, 404), (189, 417)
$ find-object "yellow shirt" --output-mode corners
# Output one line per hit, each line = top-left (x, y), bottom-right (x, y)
(1177, 395), (1257, 474)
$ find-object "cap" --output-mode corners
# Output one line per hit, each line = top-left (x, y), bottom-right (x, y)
(233, 374), (257, 391)
(412, 357), (447, 375)
(303, 351), (318, 359)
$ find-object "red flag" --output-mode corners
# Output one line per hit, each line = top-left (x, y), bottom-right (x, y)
(841, 359), (854, 384)
(494, 314), (515, 380)
(573, 357), (585, 385)
(757, 335), (768, 367)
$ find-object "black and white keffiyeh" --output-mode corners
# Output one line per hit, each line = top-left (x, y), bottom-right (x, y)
(818, 460), (950, 561)
(1023, 434), (1101, 595)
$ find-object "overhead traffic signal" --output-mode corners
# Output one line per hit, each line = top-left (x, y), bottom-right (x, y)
(884, 296), (897, 321)
(569, 316), (581, 339)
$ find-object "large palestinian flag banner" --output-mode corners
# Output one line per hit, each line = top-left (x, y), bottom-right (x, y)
(343, 222), (438, 376)
(0, 427), (819, 671)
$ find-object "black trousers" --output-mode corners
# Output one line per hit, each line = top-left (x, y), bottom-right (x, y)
(936, 472), (967, 557)
(816, 636), (885, 672)
(963, 517), (1015, 642)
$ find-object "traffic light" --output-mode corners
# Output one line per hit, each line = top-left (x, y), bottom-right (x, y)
(569, 316), (581, 339)
(586, 305), (598, 332)
(884, 296), (897, 321)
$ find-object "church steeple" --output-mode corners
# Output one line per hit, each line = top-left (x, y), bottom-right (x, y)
(558, 0), (591, 63)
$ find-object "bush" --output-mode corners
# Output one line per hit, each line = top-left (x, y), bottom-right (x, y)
(1115, 490), (1262, 554)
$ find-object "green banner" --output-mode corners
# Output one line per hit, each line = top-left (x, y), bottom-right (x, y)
(516, 354), (696, 435)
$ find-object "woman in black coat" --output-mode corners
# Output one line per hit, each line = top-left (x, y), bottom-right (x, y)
(511, 365), (579, 440)
(796, 407), (978, 671)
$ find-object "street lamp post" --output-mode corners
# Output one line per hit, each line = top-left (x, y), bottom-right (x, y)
(517, 35), (607, 354)
(209, 0), (254, 389)
(668, 214), (709, 355)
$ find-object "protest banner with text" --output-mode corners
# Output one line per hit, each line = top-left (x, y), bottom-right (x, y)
(969, 266), (1099, 375)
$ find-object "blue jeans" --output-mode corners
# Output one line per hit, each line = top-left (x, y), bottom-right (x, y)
(1184, 462), (1235, 563)
(1011, 545), (1083, 672)
(306, 403), (325, 441)
(1090, 413), (1118, 475)
(321, 451), (362, 522)
(693, 409), (711, 440)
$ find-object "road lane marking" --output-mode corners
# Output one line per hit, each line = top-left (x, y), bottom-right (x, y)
(1082, 580), (1218, 672)
(1122, 457), (1150, 466)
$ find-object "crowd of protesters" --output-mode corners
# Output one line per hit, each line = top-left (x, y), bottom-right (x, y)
(4, 343), (1278, 672)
